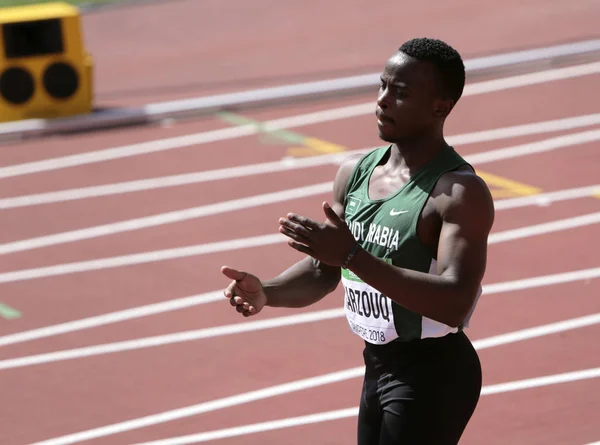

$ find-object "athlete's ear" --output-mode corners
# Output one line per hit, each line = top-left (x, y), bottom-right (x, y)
(434, 98), (454, 118)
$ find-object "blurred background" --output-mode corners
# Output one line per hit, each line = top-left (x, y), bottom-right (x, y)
(0, 1), (599, 444)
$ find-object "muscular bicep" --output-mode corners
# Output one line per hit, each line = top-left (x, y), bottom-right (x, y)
(437, 217), (488, 294)
(436, 173), (495, 301)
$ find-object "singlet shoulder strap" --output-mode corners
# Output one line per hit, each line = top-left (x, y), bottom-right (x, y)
(343, 146), (390, 206)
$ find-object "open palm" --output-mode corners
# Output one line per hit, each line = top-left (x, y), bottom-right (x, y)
(221, 266), (267, 317)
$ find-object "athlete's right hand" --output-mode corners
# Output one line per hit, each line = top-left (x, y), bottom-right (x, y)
(221, 266), (267, 317)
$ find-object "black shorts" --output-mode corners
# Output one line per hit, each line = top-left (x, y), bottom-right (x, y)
(357, 331), (482, 445)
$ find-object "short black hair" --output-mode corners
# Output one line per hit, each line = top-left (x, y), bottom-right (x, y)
(398, 37), (465, 104)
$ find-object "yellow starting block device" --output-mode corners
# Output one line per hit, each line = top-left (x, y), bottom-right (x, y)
(0, 2), (93, 123)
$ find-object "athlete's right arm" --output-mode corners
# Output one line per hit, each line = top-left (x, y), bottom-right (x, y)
(221, 153), (361, 316)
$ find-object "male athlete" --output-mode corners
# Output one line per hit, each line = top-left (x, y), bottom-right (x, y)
(222, 37), (495, 444)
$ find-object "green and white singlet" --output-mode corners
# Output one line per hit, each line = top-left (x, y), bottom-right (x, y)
(341, 145), (482, 345)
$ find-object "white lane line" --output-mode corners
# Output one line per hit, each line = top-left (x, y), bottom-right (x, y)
(3, 128), (600, 256)
(1, 62), (600, 180)
(470, 313), (600, 349)
(465, 61), (600, 95)
(0, 153), (349, 210)
(464, 128), (600, 164)
(0, 291), (223, 347)
(29, 367), (365, 445)
(131, 367), (600, 445)
(0, 210), (598, 285)
(3, 113), (600, 210)
(448, 112), (600, 146)
(481, 267), (600, 295)
(0, 182), (332, 255)
(1, 259), (598, 349)
(0, 309), (346, 369)
(28, 339), (600, 445)
(487, 212), (600, 244)
(0, 233), (284, 284)
(133, 408), (361, 445)
(0, 268), (598, 368)
(480, 367), (600, 395)
(492, 185), (600, 210)
(0, 125), (255, 180)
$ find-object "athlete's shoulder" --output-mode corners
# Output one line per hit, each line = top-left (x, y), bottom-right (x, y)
(329, 147), (381, 217)
(335, 146), (387, 185)
(333, 146), (380, 186)
(336, 152), (364, 180)
(331, 153), (363, 210)
(438, 165), (491, 198)
(435, 165), (495, 227)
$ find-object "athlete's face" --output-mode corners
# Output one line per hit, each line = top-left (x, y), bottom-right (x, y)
(376, 52), (451, 143)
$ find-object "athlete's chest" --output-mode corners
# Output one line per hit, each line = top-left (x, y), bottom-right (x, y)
(367, 165), (411, 201)
(346, 172), (441, 259)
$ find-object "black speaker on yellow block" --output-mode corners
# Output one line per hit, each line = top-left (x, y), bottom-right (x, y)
(0, 2), (93, 123)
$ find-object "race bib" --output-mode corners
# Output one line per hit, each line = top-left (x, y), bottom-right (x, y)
(341, 267), (397, 345)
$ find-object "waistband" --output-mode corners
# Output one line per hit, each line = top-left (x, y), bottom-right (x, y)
(363, 331), (472, 366)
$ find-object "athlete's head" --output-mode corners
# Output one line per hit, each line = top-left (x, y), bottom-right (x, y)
(376, 37), (465, 143)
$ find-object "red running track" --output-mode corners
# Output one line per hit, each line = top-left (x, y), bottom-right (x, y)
(1, 1), (600, 444)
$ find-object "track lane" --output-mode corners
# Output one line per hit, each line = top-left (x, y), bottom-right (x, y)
(2, 71), (599, 199)
(0, 256), (598, 439)
(0, 10), (599, 441)
(15, 323), (600, 445)
(0, 117), (229, 167)
(0, 165), (337, 246)
(0, 178), (598, 344)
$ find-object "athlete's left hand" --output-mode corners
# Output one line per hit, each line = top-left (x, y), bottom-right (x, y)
(279, 201), (356, 267)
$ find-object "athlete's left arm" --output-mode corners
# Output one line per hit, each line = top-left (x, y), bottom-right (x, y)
(349, 171), (495, 327)
(280, 170), (495, 328)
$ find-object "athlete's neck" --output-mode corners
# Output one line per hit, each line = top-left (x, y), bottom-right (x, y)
(387, 131), (448, 174)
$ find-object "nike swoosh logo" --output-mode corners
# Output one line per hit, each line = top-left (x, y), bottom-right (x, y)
(390, 209), (409, 216)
